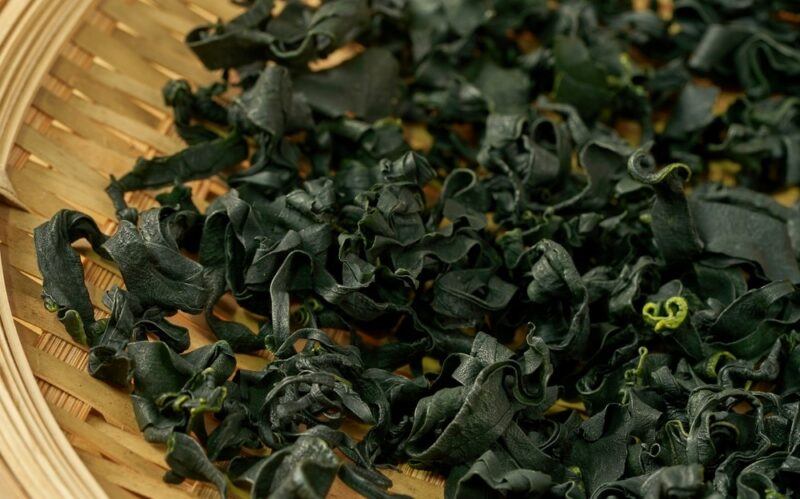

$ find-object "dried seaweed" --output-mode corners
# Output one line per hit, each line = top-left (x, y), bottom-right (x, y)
(33, 0), (800, 497)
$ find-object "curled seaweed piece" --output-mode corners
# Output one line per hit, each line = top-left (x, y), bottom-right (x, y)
(627, 151), (693, 185)
(642, 296), (689, 332)
(627, 148), (703, 265)
(704, 350), (736, 379)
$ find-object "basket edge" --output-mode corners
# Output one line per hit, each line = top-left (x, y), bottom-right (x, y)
(0, 0), (93, 209)
(0, 1), (107, 497)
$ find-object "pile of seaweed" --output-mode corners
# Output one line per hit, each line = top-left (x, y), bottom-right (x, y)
(35, 0), (800, 497)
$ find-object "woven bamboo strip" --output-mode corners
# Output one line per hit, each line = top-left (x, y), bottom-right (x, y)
(85, 413), (171, 469)
(51, 406), (169, 479)
(94, 476), (141, 499)
(0, 0), (92, 207)
(0, 248), (106, 498)
(0, 0), (109, 497)
(0, 453), (27, 498)
(50, 58), (163, 127)
(78, 451), (196, 499)
(33, 89), (145, 156)
(62, 96), (183, 153)
(186, 0), (241, 19)
(73, 23), (168, 88)
(35, 124), (137, 176)
(150, 0), (210, 28)
(78, 60), (166, 109)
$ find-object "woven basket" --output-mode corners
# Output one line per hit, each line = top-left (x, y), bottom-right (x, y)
(0, 1), (445, 497)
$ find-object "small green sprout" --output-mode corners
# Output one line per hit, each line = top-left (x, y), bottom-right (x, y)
(642, 296), (688, 332)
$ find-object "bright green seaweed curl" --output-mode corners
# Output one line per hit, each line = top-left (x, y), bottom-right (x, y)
(642, 296), (688, 332)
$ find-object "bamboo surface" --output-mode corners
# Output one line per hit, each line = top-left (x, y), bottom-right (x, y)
(0, 1), (444, 497)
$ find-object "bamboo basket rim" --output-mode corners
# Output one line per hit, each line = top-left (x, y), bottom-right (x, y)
(0, 1), (107, 497)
